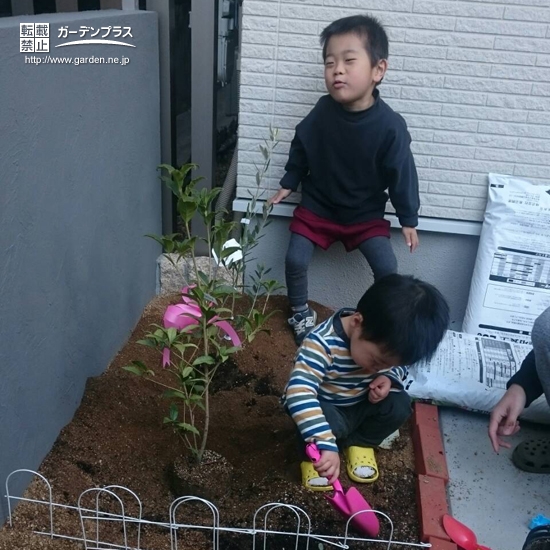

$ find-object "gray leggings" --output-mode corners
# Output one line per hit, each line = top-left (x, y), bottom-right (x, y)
(533, 307), (550, 407)
(285, 232), (398, 308)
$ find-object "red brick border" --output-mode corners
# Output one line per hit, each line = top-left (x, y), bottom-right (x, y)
(413, 425), (449, 483)
(413, 402), (440, 430)
(427, 537), (459, 550)
(412, 402), (455, 546)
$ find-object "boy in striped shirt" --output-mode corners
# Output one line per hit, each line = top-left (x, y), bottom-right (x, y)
(283, 274), (449, 489)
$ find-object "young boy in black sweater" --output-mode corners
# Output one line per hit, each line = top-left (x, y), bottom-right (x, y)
(269, 14), (420, 345)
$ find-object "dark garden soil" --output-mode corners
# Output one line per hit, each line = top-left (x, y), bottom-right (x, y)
(0, 295), (419, 550)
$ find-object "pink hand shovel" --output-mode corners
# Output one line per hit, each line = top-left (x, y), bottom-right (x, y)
(305, 443), (380, 537)
(443, 514), (493, 550)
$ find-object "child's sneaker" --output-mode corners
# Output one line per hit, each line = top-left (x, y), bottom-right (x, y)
(288, 306), (317, 345)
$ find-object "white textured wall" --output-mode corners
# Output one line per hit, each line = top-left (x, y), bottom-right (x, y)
(237, 0), (550, 222)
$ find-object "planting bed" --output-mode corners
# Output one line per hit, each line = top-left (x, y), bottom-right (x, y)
(0, 294), (422, 550)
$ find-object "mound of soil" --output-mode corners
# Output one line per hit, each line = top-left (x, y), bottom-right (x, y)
(0, 295), (419, 550)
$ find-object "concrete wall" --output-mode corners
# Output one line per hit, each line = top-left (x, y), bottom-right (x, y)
(0, 9), (161, 524)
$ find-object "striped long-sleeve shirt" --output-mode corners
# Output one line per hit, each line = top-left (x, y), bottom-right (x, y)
(282, 309), (408, 453)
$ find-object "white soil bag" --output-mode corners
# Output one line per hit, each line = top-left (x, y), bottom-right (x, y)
(404, 330), (550, 424)
(462, 173), (550, 344)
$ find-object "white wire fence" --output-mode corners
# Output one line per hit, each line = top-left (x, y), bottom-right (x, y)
(4, 469), (431, 550)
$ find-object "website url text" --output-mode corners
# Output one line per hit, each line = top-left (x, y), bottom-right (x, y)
(25, 55), (130, 66)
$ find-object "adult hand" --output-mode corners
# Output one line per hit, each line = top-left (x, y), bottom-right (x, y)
(488, 384), (526, 453)
(314, 449), (341, 484)
(368, 375), (392, 404)
(402, 227), (419, 252)
(268, 188), (292, 205)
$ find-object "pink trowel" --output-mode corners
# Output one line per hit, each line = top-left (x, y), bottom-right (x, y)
(305, 443), (380, 537)
(443, 514), (493, 550)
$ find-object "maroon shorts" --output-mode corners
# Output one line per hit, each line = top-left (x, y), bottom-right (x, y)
(289, 206), (391, 252)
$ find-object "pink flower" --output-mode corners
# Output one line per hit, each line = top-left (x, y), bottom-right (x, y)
(161, 286), (241, 367)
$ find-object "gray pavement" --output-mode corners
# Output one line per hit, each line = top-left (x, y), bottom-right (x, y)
(440, 408), (550, 550)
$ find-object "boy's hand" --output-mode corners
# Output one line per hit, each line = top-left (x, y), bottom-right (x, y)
(401, 227), (419, 252)
(488, 384), (526, 453)
(268, 188), (292, 205)
(368, 375), (392, 404)
(314, 449), (340, 484)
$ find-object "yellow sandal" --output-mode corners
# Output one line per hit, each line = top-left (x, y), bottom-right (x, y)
(300, 461), (333, 492)
(345, 446), (379, 483)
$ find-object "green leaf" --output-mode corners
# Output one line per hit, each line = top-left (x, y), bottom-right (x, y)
(203, 211), (216, 226)
(178, 197), (198, 224)
(122, 365), (146, 376)
(122, 360), (152, 376)
(192, 355), (216, 366)
(165, 176), (183, 197)
(166, 327), (178, 345)
(136, 338), (157, 348)
(158, 163), (175, 174)
(206, 325), (218, 338)
(174, 343), (198, 354)
(260, 145), (268, 159)
(211, 307), (234, 316)
(173, 239), (195, 257)
(220, 246), (241, 259)
(188, 393), (205, 401)
(182, 377), (200, 388)
(179, 324), (201, 336)
(178, 163), (199, 180)
(181, 366), (193, 378)
(163, 390), (187, 400)
(197, 270), (210, 286)
(169, 403), (178, 422)
(239, 317), (253, 330)
(177, 422), (200, 435)
(145, 233), (165, 246)
(220, 346), (241, 355)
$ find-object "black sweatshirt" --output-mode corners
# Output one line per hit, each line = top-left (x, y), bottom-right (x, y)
(508, 350), (543, 407)
(279, 90), (420, 227)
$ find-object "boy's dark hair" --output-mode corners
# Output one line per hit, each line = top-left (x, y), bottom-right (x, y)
(320, 14), (389, 66)
(356, 274), (449, 366)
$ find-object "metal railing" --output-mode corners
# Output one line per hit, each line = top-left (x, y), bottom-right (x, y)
(5, 469), (432, 550)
